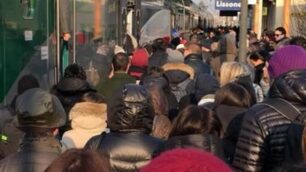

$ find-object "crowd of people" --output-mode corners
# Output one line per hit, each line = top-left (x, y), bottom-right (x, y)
(1, 25), (306, 172)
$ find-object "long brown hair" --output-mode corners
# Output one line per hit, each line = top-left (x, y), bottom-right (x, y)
(45, 149), (110, 172)
(170, 105), (222, 137)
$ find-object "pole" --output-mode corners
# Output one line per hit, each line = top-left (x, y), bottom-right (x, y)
(238, 0), (248, 63)
(283, 0), (291, 36)
(182, 0), (185, 31)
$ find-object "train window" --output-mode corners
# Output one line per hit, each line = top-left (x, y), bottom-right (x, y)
(21, 0), (35, 19)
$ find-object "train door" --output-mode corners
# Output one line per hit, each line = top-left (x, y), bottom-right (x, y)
(59, 0), (123, 86)
(0, 0), (57, 104)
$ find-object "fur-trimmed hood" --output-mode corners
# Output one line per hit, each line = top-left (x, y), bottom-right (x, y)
(162, 63), (195, 80)
(69, 102), (107, 130)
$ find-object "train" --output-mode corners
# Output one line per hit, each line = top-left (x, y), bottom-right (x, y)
(0, 0), (213, 104)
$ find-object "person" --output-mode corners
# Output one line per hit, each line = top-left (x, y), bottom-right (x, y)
(274, 27), (289, 49)
(148, 38), (169, 69)
(233, 45), (306, 172)
(184, 42), (211, 77)
(85, 84), (163, 172)
(59, 0), (71, 41)
(145, 85), (172, 140)
(289, 36), (306, 50)
(51, 63), (95, 114)
(163, 105), (224, 158)
(0, 74), (39, 159)
(213, 82), (254, 163)
(61, 101), (107, 151)
(96, 52), (136, 102)
(140, 148), (233, 172)
(0, 88), (66, 172)
(45, 149), (110, 172)
(51, 63), (95, 137)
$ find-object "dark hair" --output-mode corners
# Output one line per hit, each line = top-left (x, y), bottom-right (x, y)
(152, 38), (167, 52)
(170, 105), (222, 137)
(112, 52), (129, 71)
(289, 36), (306, 50)
(275, 27), (287, 35)
(81, 92), (106, 103)
(17, 74), (40, 95)
(214, 82), (253, 108)
(45, 149), (110, 172)
(64, 63), (87, 80)
(249, 50), (271, 62)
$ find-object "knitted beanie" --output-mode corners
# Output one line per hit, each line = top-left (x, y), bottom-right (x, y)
(268, 45), (306, 78)
(141, 148), (233, 172)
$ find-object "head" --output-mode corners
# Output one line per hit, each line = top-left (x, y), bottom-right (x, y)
(17, 74), (39, 95)
(214, 82), (253, 108)
(219, 62), (249, 86)
(248, 50), (270, 67)
(184, 42), (202, 57)
(112, 52), (130, 72)
(140, 148), (233, 172)
(45, 149), (110, 172)
(170, 105), (222, 137)
(274, 27), (287, 41)
(64, 64), (87, 80)
(15, 88), (66, 134)
(107, 84), (155, 133)
(80, 92), (106, 104)
(289, 36), (306, 50)
(152, 38), (167, 52)
(263, 30), (275, 42)
(268, 45), (306, 79)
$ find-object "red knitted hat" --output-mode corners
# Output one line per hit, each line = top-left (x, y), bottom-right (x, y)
(268, 45), (306, 78)
(141, 148), (233, 172)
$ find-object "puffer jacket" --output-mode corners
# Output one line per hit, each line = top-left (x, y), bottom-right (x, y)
(184, 53), (211, 77)
(0, 135), (61, 172)
(85, 84), (163, 172)
(163, 134), (225, 159)
(233, 70), (306, 172)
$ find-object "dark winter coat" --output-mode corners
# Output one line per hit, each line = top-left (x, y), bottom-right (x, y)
(85, 84), (163, 172)
(213, 105), (247, 163)
(51, 77), (95, 114)
(96, 72), (136, 102)
(233, 70), (306, 172)
(0, 136), (61, 172)
(163, 134), (224, 159)
(184, 53), (211, 77)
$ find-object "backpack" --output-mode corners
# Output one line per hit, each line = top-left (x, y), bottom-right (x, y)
(260, 98), (306, 164)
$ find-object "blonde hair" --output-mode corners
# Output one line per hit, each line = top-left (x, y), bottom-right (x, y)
(220, 61), (249, 86)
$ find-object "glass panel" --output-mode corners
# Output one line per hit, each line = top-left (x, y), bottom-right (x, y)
(0, 0), (57, 104)
(71, 0), (120, 86)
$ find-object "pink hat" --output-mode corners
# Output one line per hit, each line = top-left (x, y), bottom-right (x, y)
(141, 148), (233, 172)
(268, 45), (306, 78)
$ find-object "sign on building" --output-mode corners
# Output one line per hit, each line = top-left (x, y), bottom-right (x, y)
(215, 0), (241, 11)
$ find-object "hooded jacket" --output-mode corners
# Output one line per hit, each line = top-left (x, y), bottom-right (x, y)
(85, 84), (163, 172)
(162, 63), (195, 102)
(61, 102), (107, 150)
(233, 70), (306, 172)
